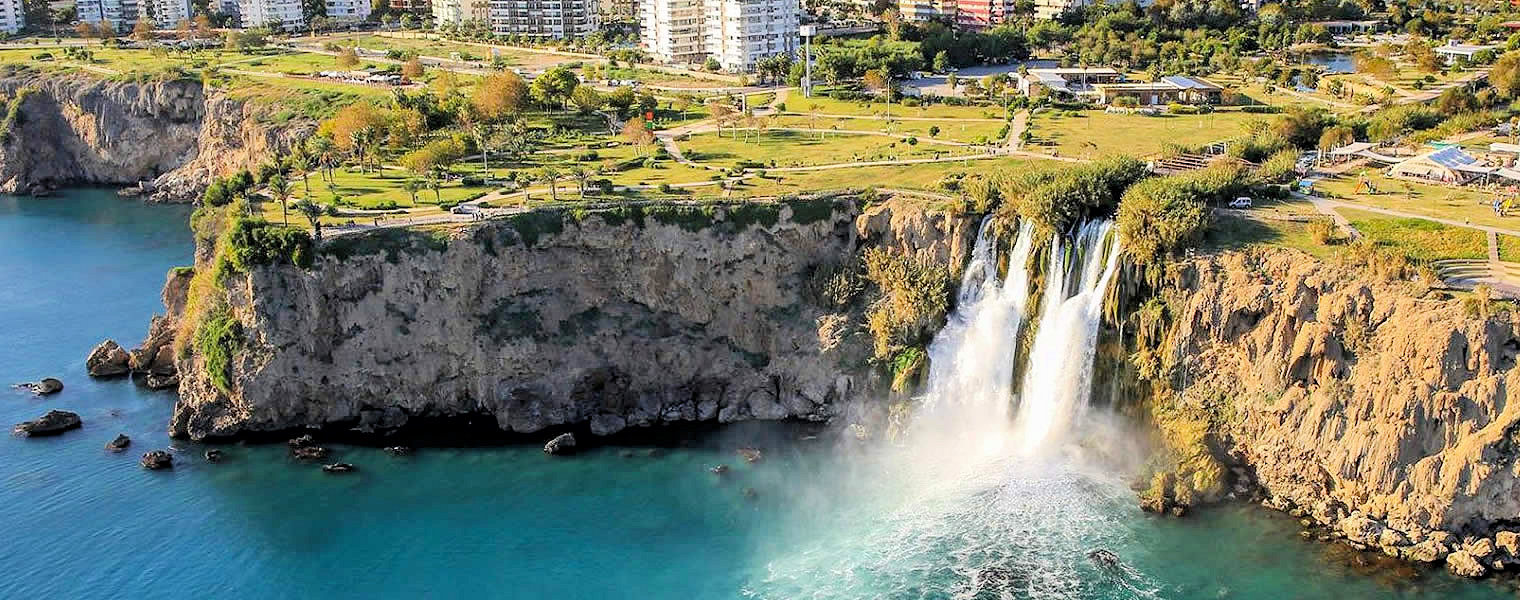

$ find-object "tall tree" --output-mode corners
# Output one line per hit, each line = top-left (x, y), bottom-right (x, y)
(268, 174), (293, 226)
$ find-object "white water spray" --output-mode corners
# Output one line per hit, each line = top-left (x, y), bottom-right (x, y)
(1012, 220), (1123, 454)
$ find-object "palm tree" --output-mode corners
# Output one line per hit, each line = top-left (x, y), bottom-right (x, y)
(569, 166), (591, 197)
(402, 178), (421, 205)
(541, 166), (561, 201)
(268, 174), (292, 226)
(289, 149), (314, 195)
(293, 199), (330, 240)
(426, 175), (442, 203)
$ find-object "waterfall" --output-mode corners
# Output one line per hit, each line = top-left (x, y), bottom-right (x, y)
(915, 219), (1035, 445)
(1012, 220), (1122, 454)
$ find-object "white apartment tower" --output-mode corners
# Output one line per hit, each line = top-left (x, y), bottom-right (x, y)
(238, 0), (305, 29)
(150, 0), (193, 26)
(432, 0), (489, 26)
(639, 0), (704, 65)
(0, 0), (23, 34)
(326, 0), (373, 21)
(642, 0), (798, 72)
(76, 0), (141, 32)
(488, 0), (598, 39)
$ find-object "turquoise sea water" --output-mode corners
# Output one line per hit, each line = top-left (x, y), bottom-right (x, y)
(1, 190), (1517, 599)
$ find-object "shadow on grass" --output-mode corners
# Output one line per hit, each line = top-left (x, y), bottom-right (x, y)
(1203, 213), (1285, 250)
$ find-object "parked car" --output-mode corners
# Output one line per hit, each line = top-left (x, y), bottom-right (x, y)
(1229, 197), (1252, 208)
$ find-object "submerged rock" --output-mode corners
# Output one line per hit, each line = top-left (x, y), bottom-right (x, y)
(291, 446), (330, 461)
(383, 446), (413, 456)
(1087, 549), (1121, 571)
(204, 449), (224, 462)
(105, 433), (131, 452)
(86, 340), (131, 377)
(140, 450), (173, 470)
(543, 433), (576, 455)
(710, 464), (730, 476)
(287, 434), (317, 448)
(13, 410), (82, 437)
(322, 462), (357, 474)
(737, 447), (763, 463)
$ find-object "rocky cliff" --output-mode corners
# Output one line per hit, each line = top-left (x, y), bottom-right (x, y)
(169, 197), (977, 441)
(1165, 249), (1520, 575)
(0, 73), (308, 202)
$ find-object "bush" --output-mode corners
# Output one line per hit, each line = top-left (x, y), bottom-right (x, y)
(1256, 148), (1300, 183)
(203, 170), (255, 206)
(1307, 219), (1336, 245)
(222, 219), (315, 273)
(657, 183), (673, 193)
(1118, 164), (1247, 266)
(1241, 105), (1283, 114)
(194, 309), (243, 393)
(997, 156), (1149, 236)
(862, 248), (952, 360)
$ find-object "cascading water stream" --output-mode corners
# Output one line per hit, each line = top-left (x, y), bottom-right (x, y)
(1012, 220), (1123, 454)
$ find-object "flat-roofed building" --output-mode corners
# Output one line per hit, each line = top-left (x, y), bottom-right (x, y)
(1093, 75), (1223, 106)
(1018, 67), (1124, 99)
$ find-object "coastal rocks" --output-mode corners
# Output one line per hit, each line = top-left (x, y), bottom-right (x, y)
(383, 446), (413, 456)
(14, 378), (63, 396)
(737, 447), (763, 463)
(322, 463), (357, 474)
(86, 340), (131, 377)
(169, 197), (971, 441)
(288, 435), (330, 460)
(1496, 531), (1520, 557)
(13, 410), (81, 436)
(139, 450), (173, 470)
(1447, 551), (1488, 578)
(204, 449), (224, 462)
(543, 433), (576, 456)
(105, 434), (131, 452)
(1406, 539), (1449, 563)
(1168, 248), (1520, 542)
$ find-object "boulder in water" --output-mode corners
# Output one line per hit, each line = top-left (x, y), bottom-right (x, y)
(105, 433), (131, 452)
(13, 410), (82, 437)
(710, 464), (730, 476)
(287, 434), (317, 448)
(204, 449), (225, 463)
(1447, 550), (1488, 578)
(322, 462), (357, 474)
(140, 450), (173, 470)
(86, 340), (132, 377)
(14, 378), (63, 396)
(383, 446), (413, 456)
(543, 433), (576, 455)
(737, 447), (763, 463)
(291, 445), (330, 461)
(1087, 549), (1121, 571)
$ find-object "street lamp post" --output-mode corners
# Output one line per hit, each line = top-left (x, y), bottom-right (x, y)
(800, 24), (815, 98)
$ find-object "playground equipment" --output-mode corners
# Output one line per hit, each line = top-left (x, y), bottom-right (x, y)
(1353, 172), (1380, 194)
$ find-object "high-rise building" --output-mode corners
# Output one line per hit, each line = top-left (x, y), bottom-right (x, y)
(326, 0), (372, 21)
(0, 0), (23, 34)
(702, 0), (798, 72)
(896, 0), (951, 22)
(640, 0), (705, 65)
(389, 0), (431, 15)
(238, 0), (305, 29)
(1032, 0), (1086, 19)
(76, 0), (141, 32)
(953, 0), (1011, 30)
(488, 0), (598, 38)
(432, 0), (489, 26)
(641, 0), (798, 72)
(150, 0), (193, 26)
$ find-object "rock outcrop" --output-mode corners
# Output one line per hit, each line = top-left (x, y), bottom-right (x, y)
(0, 74), (310, 202)
(13, 410), (82, 436)
(169, 197), (976, 441)
(140, 450), (173, 470)
(1166, 248), (1520, 570)
(86, 340), (131, 377)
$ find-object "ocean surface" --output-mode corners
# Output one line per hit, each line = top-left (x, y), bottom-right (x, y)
(1, 189), (1516, 600)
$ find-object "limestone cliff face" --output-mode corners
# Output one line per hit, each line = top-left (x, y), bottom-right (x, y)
(0, 74), (308, 202)
(1169, 249), (1520, 559)
(169, 198), (976, 441)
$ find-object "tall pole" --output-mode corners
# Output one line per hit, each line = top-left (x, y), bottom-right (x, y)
(801, 25), (814, 98)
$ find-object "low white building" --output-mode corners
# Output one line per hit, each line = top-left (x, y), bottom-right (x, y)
(239, 0), (305, 29)
(326, 0), (372, 21)
(0, 0), (22, 34)
(1434, 39), (1501, 65)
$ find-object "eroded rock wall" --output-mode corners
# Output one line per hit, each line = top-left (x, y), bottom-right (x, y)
(0, 74), (308, 201)
(1169, 249), (1520, 569)
(169, 198), (977, 441)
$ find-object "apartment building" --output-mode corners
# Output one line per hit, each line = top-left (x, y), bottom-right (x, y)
(76, 0), (140, 32)
(151, 0), (193, 25)
(642, 0), (798, 72)
(703, 0), (797, 72)
(0, 0), (23, 34)
(488, 0), (598, 38)
(326, 0), (373, 21)
(953, 0), (1010, 30)
(389, 0), (431, 15)
(1032, 0), (1088, 19)
(432, 0), (490, 26)
(897, 0), (951, 22)
(239, 0), (305, 29)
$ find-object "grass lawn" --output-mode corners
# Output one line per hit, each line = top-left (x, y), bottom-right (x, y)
(1500, 235), (1520, 262)
(1202, 212), (1339, 260)
(789, 94), (1007, 120)
(1313, 173), (1517, 231)
(1028, 109), (1263, 159)
(769, 114), (1005, 144)
(1336, 207), (1488, 261)
(1205, 72), (1358, 113)
(299, 167), (493, 210)
(679, 130), (942, 168)
(318, 34), (580, 69)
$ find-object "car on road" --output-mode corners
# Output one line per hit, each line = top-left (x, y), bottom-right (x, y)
(1228, 197), (1252, 208)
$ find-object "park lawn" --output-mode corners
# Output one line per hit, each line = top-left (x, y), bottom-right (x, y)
(768, 114), (1004, 144)
(1335, 207), (1488, 261)
(223, 51), (373, 75)
(598, 65), (736, 87)
(304, 167), (492, 209)
(1206, 72), (1359, 113)
(216, 75), (389, 119)
(1500, 235), (1520, 262)
(740, 156), (1040, 195)
(1029, 109), (1262, 159)
(1313, 173), (1516, 231)
(1202, 212), (1339, 260)
(789, 94), (1007, 120)
(679, 130), (941, 168)
(330, 34), (580, 70)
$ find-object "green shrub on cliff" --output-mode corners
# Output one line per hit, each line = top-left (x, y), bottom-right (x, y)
(195, 309), (244, 394)
(862, 248), (952, 360)
(222, 219), (314, 275)
(994, 156), (1149, 237)
(0, 88), (36, 144)
(1118, 164), (1247, 267)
